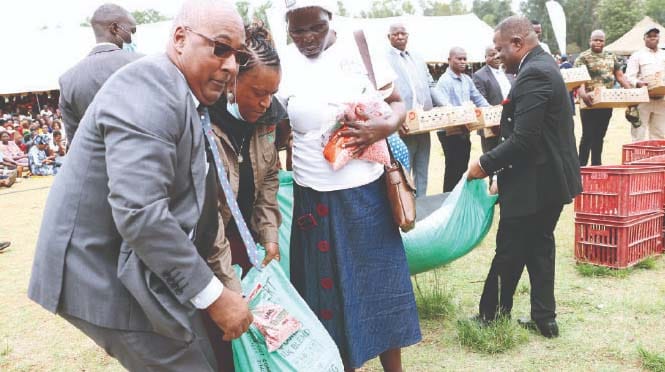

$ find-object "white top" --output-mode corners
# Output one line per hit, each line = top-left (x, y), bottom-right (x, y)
(279, 36), (396, 192)
(489, 66), (512, 99)
(626, 46), (665, 112)
(626, 47), (665, 85)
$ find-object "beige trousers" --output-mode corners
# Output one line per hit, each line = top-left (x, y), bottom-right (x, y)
(631, 102), (665, 141)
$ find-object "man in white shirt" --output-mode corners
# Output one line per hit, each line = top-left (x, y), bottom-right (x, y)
(626, 27), (665, 141)
(532, 20), (552, 55)
(473, 46), (515, 154)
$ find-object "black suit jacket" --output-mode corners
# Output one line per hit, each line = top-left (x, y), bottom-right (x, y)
(480, 46), (582, 218)
(58, 44), (142, 144)
(472, 65), (515, 106)
(473, 65), (515, 137)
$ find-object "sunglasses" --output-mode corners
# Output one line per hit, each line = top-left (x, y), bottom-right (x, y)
(184, 27), (251, 66)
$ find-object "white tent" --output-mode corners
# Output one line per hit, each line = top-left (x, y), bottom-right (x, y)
(0, 21), (172, 96)
(267, 12), (495, 64)
(605, 16), (665, 56)
(1, 13), (494, 95)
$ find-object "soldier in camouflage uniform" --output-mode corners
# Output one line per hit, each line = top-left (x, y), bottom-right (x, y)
(574, 30), (632, 165)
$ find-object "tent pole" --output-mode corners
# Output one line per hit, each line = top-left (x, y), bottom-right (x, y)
(35, 93), (41, 114)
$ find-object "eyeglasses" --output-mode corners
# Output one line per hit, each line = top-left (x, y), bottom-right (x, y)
(184, 26), (251, 66)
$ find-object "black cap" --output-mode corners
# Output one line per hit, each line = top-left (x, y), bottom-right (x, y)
(645, 27), (660, 36)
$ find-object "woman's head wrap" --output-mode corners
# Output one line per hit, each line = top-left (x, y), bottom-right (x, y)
(34, 134), (49, 145)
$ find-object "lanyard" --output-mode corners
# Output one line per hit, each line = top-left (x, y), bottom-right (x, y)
(199, 108), (261, 270)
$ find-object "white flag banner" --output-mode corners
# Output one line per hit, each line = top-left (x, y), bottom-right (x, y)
(546, 0), (566, 55)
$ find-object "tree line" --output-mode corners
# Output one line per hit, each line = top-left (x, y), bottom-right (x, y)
(352, 0), (665, 55)
(83, 1), (665, 56)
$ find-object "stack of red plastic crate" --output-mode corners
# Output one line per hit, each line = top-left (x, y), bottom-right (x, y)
(622, 140), (665, 163)
(630, 149), (665, 241)
(574, 158), (665, 268)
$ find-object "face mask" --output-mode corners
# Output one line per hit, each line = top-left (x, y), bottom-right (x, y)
(227, 101), (245, 121)
(123, 42), (137, 52)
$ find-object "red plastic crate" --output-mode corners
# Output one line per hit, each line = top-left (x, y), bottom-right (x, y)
(575, 212), (664, 268)
(633, 156), (665, 210)
(633, 155), (665, 166)
(574, 165), (665, 217)
(622, 140), (665, 164)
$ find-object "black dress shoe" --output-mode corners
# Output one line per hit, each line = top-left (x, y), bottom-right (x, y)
(517, 318), (559, 338)
(0, 241), (10, 252)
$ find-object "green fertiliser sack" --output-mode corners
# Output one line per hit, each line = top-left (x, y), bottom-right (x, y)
(276, 171), (497, 276)
(232, 262), (344, 372)
(403, 174), (498, 275)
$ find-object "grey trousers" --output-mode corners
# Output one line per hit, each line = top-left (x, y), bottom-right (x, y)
(61, 313), (218, 372)
(402, 132), (431, 197)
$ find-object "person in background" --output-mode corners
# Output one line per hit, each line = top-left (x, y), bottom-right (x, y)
(58, 3), (142, 144)
(559, 54), (572, 69)
(432, 46), (489, 192)
(40, 124), (52, 146)
(28, 135), (57, 176)
(0, 133), (21, 181)
(49, 131), (66, 160)
(531, 20), (551, 55)
(468, 16), (581, 338)
(626, 27), (665, 141)
(385, 22), (435, 197)
(558, 54), (576, 116)
(280, 1), (421, 370)
(0, 152), (17, 187)
(472, 46), (515, 154)
(574, 30), (632, 166)
(41, 105), (53, 118)
(205, 27), (285, 371)
(1, 130), (28, 176)
(52, 119), (65, 141)
(20, 119), (30, 131)
(13, 131), (27, 154)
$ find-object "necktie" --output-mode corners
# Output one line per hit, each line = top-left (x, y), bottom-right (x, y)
(199, 108), (262, 270)
(400, 51), (422, 108)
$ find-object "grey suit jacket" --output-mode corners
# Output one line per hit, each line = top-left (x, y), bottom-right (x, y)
(29, 53), (213, 342)
(385, 47), (435, 111)
(472, 65), (515, 106)
(58, 44), (141, 144)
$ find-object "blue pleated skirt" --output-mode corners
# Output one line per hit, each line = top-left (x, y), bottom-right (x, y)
(290, 176), (422, 369)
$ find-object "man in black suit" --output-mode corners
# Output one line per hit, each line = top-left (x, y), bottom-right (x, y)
(468, 16), (582, 338)
(58, 3), (142, 144)
(473, 46), (515, 154)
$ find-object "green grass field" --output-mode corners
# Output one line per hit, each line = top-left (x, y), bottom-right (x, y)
(1, 108), (665, 371)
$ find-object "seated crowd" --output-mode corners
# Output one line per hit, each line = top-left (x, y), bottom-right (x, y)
(0, 105), (66, 186)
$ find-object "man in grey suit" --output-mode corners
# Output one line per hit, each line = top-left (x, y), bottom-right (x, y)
(473, 46), (515, 154)
(58, 3), (141, 145)
(386, 23), (435, 197)
(28, 0), (253, 369)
